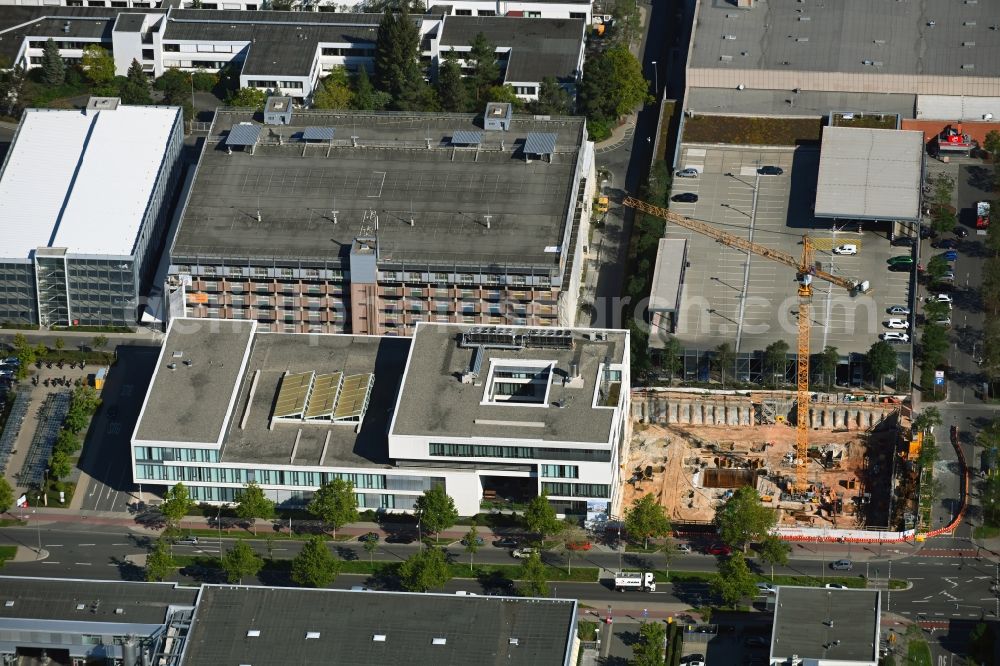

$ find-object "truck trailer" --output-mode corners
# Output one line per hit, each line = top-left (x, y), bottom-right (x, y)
(614, 571), (656, 592)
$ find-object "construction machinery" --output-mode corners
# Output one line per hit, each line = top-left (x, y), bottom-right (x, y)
(623, 196), (870, 490)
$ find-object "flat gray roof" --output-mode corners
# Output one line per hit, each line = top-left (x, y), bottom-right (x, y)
(220, 332), (410, 467)
(134, 319), (256, 445)
(172, 110), (586, 271)
(649, 239), (686, 313)
(771, 587), (880, 663)
(184, 586), (576, 666)
(0, 576), (197, 625)
(689, 0), (1000, 78)
(814, 126), (924, 222)
(685, 88), (916, 119)
(391, 323), (627, 444)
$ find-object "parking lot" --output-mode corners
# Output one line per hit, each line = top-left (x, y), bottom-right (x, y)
(667, 145), (914, 360)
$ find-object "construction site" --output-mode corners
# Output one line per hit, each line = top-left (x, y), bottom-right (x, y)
(626, 389), (920, 532)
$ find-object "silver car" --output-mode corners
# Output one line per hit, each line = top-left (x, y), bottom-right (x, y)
(887, 306), (910, 316)
(675, 168), (699, 178)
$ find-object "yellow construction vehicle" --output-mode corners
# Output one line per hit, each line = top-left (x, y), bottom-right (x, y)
(596, 195), (609, 215)
(623, 196), (870, 491)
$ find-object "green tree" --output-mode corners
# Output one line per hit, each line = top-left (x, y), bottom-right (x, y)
(524, 494), (562, 540)
(710, 551), (757, 606)
(713, 486), (776, 552)
(362, 533), (378, 564)
(0, 65), (26, 118)
(12, 333), (38, 380)
(866, 340), (897, 391)
(81, 45), (115, 86)
(764, 340), (790, 386)
(55, 429), (80, 456)
(926, 255), (951, 283)
(398, 546), (451, 592)
(758, 534), (791, 581)
(918, 433), (940, 468)
(463, 524), (480, 572)
(145, 538), (175, 582)
(154, 68), (193, 120)
(373, 5), (426, 110)
(228, 86), (267, 110)
(222, 539), (264, 584)
(48, 449), (73, 480)
(913, 407), (942, 433)
(630, 621), (666, 666)
(923, 300), (951, 323)
(624, 493), (672, 549)
(817, 345), (839, 389)
(414, 484), (459, 537)
(119, 60), (152, 105)
(579, 45), (648, 124)
(922, 322), (950, 363)
(659, 336), (682, 383)
(517, 550), (549, 597)
(91, 334), (110, 351)
(530, 77), (572, 116)
(467, 32), (499, 103)
(485, 84), (521, 107)
(931, 207), (957, 234)
(714, 342), (736, 388)
(235, 482), (274, 535)
(985, 130), (1000, 157)
(982, 475), (1000, 526)
(53, 337), (64, 351)
(351, 67), (389, 111)
(291, 535), (339, 587)
(560, 520), (589, 574)
(0, 477), (13, 514)
(159, 482), (194, 528)
(435, 53), (468, 112)
(312, 67), (353, 109)
(41, 39), (66, 86)
(308, 478), (358, 538)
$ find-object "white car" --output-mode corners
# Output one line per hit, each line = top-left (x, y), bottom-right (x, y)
(832, 244), (858, 255)
(824, 583), (848, 589)
(756, 582), (777, 594)
(511, 548), (537, 559)
(926, 293), (953, 303)
(884, 318), (909, 329)
(881, 332), (910, 342)
(676, 543), (692, 554)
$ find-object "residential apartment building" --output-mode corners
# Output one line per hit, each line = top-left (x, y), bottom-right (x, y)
(0, 99), (183, 327)
(168, 106), (594, 336)
(131, 320), (629, 518)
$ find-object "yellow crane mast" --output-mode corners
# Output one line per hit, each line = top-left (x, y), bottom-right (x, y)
(623, 196), (865, 490)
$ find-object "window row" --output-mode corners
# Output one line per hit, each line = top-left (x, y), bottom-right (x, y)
(541, 482), (609, 499)
(540, 464), (579, 479)
(135, 464), (442, 491)
(134, 446), (219, 463)
(429, 443), (610, 463)
(185, 484), (418, 508)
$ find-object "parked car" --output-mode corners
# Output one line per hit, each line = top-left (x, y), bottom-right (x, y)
(566, 541), (592, 551)
(682, 654), (706, 666)
(884, 318), (909, 329)
(756, 582), (777, 594)
(954, 226), (969, 238)
(830, 559), (853, 571)
(926, 293), (953, 303)
(939, 271), (956, 282)
(832, 244), (858, 255)
(511, 547), (537, 559)
(938, 250), (959, 261)
(671, 192), (699, 203)
(492, 537), (521, 548)
(757, 165), (784, 175)
(744, 636), (770, 648)
(676, 543), (692, 554)
(888, 255), (913, 266)
(881, 332), (910, 342)
(461, 535), (485, 547)
(931, 238), (958, 249)
(919, 225), (938, 239)
(359, 531), (380, 543)
(824, 583), (848, 589)
(675, 168), (699, 178)
(891, 236), (916, 247)
(706, 543), (732, 556)
(887, 306), (911, 316)
(176, 536), (199, 546)
(933, 317), (952, 327)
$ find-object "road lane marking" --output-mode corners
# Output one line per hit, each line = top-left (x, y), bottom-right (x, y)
(74, 562), (92, 566)
(42, 562), (61, 565)
(80, 543), (95, 547)
(47, 544), (63, 547)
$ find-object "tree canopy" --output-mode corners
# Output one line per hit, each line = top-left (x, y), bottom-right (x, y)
(159, 483), (194, 527)
(713, 486), (776, 551)
(145, 538), (175, 582)
(374, 6), (427, 110)
(710, 551), (756, 606)
(308, 478), (358, 537)
(0, 477), (13, 514)
(524, 494), (563, 539)
(291, 536), (339, 587)
(579, 45), (648, 126)
(398, 546), (451, 592)
(435, 53), (468, 112)
(758, 535), (791, 580)
(530, 77), (573, 116)
(81, 45), (116, 86)
(630, 621), (666, 666)
(312, 67), (353, 109)
(41, 39), (65, 86)
(235, 482), (275, 535)
(467, 32), (499, 103)
(414, 485), (459, 536)
(228, 86), (268, 110)
(866, 341), (897, 389)
(624, 493), (671, 548)
(517, 550), (549, 597)
(222, 540), (264, 584)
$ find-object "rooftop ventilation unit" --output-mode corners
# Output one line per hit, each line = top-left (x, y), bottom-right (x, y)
(4, 601), (13, 608)
(509, 638), (520, 646)
(114, 608), (124, 615)
(247, 630), (261, 637)
(432, 638), (447, 646)
(305, 632), (321, 639)
(962, 64), (975, 69)
(373, 635), (387, 642)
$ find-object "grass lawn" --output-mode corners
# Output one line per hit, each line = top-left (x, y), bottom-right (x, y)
(832, 112), (898, 130)
(974, 525), (1000, 539)
(663, 570), (865, 589)
(683, 115), (822, 145)
(0, 545), (16, 565)
(174, 527), (353, 542)
(906, 639), (932, 666)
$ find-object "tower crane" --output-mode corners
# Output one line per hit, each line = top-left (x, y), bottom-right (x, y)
(623, 196), (870, 491)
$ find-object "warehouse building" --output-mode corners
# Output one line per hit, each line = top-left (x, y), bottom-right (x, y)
(168, 107), (593, 335)
(0, 576), (579, 666)
(131, 320), (629, 517)
(0, 99), (183, 328)
(769, 586), (882, 666)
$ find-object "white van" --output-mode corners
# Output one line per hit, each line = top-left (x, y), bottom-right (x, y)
(881, 332), (910, 342)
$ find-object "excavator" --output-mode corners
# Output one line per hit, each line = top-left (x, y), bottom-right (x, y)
(623, 196), (870, 491)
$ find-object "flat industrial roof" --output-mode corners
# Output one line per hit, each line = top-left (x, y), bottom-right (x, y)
(134, 319), (256, 445)
(440, 16), (584, 83)
(685, 88), (917, 119)
(649, 239), (686, 313)
(771, 587), (880, 663)
(0, 105), (180, 259)
(0, 576), (197, 625)
(917, 95), (1000, 120)
(183, 585), (576, 666)
(814, 126), (924, 221)
(391, 323), (627, 444)
(689, 0), (1000, 78)
(172, 110), (586, 271)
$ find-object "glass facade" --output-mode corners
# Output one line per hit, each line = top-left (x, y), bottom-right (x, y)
(0, 262), (37, 325)
(540, 464), (579, 479)
(66, 258), (137, 326)
(541, 482), (610, 498)
(134, 446), (219, 463)
(429, 442), (610, 463)
(186, 484), (420, 508)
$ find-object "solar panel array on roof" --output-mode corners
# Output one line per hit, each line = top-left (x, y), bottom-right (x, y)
(305, 372), (342, 419)
(333, 373), (373, 422)
(274, 371), (313, 418)
(227, 122), (262, 147)
(451, 130), (483, 146)
(524, 132), (557, 155)
(302, 126), (336, 141)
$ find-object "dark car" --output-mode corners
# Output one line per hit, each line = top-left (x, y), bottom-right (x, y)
(744, 636), (770, 648)
(492, 537), (521, 548)
(919, 225), (937, 239)
(359, 531), (380, 543)
(757, 165), (784, 175)
(890, 236), (916, 247)
(461, 535), (485, 547)
(954, 226), (969, 238)
(671, 192), (699, 203)
(931, 238), (959, 249)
